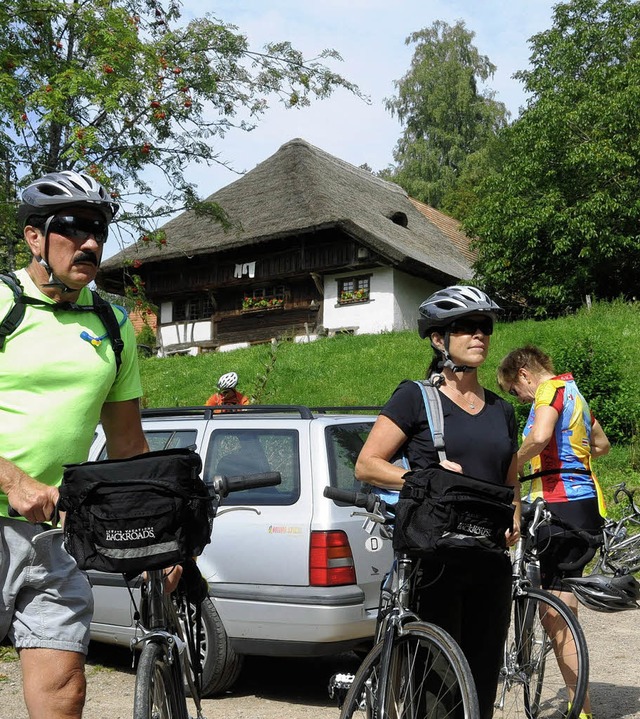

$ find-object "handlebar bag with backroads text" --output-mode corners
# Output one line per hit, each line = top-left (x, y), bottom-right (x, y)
(58, 447), (213, 574)
(393, 466), (515, 558)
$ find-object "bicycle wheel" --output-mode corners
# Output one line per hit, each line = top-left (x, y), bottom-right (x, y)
(340, 621), (479, 719)
(134, 641), (189, 719)
(494, 587), (589, 719)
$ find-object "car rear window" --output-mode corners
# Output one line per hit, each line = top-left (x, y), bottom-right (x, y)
(325, 422), (374, 492)
(96, 429), (197, 460)
(203, 429), (300, 506)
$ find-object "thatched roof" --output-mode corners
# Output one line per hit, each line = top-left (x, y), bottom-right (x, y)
(101, 138), (473, 281)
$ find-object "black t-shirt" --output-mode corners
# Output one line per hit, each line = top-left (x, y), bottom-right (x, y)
(381, 380), (518, 485)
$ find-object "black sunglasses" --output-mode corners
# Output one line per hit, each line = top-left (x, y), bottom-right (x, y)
(447, 317), (494, 336)
(48, 215), (109, 244)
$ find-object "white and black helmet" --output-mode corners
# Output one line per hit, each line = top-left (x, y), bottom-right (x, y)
(18, 170), (119, 227)
(418, 285), (501, 339)
(563, 573), (640, 613)
(217, 372), (239, 391)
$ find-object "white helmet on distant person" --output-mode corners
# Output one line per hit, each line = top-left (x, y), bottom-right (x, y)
(217, 372), (238, 391)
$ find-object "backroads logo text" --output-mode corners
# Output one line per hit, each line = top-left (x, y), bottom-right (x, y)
(105, 527), (156, 542)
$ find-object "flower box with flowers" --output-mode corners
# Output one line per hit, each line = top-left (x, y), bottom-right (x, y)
(338, 289), (369, 305)
(241, 297), (284, 313)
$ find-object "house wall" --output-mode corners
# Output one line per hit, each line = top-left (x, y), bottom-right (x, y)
(324, 267), (395, 334)
(392, 271), (439, 332)
(323, 268), (439, 336)
(160, 320), (212, 348)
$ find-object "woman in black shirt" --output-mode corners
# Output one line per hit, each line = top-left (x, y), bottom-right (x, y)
(356, 285), (520, 719)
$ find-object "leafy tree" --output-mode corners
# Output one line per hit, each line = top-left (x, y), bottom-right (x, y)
(0, 0), (362, 271)
(383, 20), (509, 209)
(466, 0), (640, 316)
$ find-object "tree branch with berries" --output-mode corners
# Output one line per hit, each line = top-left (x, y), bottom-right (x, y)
(0, 0), (365, 274)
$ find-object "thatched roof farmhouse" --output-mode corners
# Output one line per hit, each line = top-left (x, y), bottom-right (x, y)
(99, 138), (474, 354)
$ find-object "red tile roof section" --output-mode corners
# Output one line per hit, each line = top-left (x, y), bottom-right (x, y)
(409, 198), (477, 264)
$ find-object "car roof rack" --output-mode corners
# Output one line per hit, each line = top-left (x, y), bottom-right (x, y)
(140, 405), (381, 420)
(310, 406), (381, 414)
(141, 405), (317, 420)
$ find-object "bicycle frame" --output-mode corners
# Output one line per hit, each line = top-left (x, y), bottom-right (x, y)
(375, 554), (422, 719)
(132, 569), (202, 719)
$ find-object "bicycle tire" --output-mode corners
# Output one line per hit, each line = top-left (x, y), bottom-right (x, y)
(494, 586), (589, 719)
(134, 641), (189, 719)
(340, 621), (480, 719)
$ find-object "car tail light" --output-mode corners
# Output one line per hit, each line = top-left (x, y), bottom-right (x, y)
(309, 530), (356, 586)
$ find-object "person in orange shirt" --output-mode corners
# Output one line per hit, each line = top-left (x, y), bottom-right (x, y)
(205, 372), (250, 408)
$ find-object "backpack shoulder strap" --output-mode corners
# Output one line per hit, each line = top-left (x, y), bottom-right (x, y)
(0, 272), (27, 351)
(414, 380), (447, 463)
(0, 274), (125, 374)
(90, 291), (124, 374)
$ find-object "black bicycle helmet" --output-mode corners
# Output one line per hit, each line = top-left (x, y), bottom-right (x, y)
(18, 170), (119, 227)
(418, 285), (501, 339)
(563, 573), (640, 613)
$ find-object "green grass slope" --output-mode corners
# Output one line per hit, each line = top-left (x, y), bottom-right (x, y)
(139, 300), (640, 512)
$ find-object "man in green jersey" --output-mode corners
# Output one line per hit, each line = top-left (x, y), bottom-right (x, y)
(0, 170), (148, 719)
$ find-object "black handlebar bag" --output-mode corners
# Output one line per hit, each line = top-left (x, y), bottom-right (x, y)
(393, 467), (515, 558)
(59, 448), (213, 574)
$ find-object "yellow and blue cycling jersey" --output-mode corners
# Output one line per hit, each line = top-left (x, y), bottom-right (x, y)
(523, 373), (597, 503)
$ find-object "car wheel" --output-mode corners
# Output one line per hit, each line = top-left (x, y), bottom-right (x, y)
(185, 597), (244, 697)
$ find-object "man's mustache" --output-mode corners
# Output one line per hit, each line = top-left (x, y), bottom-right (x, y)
(73, 251), (98, 266)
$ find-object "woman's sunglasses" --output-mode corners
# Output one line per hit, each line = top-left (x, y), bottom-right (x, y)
(48, 215), (109, 244)
(447, 317), (494, 336)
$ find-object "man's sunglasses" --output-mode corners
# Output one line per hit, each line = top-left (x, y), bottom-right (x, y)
(48, 215), (109, 244)
(447, 317), (494, 336)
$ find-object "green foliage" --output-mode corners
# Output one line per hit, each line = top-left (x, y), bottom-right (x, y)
(135, 322), (156, 349)
(138, 300), (640, 507)
(383, 20), (508, 209)
(466, 0), (640, 316)
(0, 0), (363, 264)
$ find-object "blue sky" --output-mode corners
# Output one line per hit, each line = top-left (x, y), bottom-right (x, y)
(179, 0), (557, 190)
(106, 0), (559, 256)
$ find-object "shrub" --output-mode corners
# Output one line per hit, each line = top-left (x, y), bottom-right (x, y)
(549, 337), (639, 444)
(136, 323), (156, 351)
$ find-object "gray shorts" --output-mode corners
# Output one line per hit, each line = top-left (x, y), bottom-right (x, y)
(0, 518), (93, 654)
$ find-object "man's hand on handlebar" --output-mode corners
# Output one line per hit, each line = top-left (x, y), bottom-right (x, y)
(7, 478), (59, 525)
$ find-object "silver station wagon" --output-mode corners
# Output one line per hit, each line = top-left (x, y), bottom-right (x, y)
(86, 405), (392, 695)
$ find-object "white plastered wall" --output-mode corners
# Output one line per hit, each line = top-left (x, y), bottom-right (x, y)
(323, 268), (440, 335)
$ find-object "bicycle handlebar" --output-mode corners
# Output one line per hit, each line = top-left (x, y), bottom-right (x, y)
(613, 482), (640, 515)
(323, 486), (395, 517)
(212, 471), (281, 498)
(7, 504), (60, 525)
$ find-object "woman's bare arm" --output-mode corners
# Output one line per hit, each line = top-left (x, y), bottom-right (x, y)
(355, 415), (409, 490)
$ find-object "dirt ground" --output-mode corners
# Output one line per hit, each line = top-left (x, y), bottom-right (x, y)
(0, 608), (638, 719)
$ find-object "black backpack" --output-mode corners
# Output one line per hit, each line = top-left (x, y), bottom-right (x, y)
(0, 271), (124, 373)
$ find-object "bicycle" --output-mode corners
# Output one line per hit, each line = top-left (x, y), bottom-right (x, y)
(131, 470), (281, 719)
(324, 486), (480, 719)
(494, 498), (590, 719)
(586, 482), (640, 578)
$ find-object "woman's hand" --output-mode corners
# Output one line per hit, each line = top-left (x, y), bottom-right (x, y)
(505, 522), (521, 547)
(439, 459), (463, 474)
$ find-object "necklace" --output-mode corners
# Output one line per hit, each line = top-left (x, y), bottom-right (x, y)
(446, 383), (482, 410)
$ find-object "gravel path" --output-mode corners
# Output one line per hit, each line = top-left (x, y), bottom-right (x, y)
(0, 608), (638, 718)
